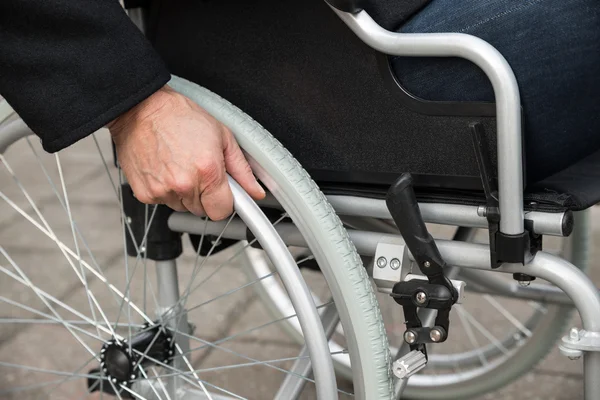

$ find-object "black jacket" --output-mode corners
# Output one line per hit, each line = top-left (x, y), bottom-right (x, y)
(0, 0), (170, 152)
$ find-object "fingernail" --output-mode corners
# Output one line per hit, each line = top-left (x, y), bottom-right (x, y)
(256, 182), (266, 196)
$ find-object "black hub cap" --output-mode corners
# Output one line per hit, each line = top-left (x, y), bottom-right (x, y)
(102, 341), (136, 384)
(88, 323), (175, 396)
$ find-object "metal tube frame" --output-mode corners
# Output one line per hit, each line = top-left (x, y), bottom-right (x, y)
(169, 213), (600, 398)
(330, 8), (524, 235)
(259, 194), (569, 237)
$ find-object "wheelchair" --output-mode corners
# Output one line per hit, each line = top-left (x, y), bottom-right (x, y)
(0, 0), (598, 399)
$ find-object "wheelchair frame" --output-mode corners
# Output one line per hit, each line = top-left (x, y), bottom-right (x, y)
(158, 5), (600, 399)
(53, 3), (594, 398)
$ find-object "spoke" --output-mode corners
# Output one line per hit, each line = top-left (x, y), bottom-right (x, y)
(92, 133), (119, 197)
(24, 138), (123, 309)
(0, 375), (90, 396)
(56, 153), (103, 340)
(112, 203), (159, 337)
(168, 329), (319, 385)
(455, 306), (487, 366)
(118, 169), (134, 352)
(0, 296), (105, 342)
(143, 203), (149, 315)
(0, 318), (142, 328)
(109, 379), (125, 400)
(0, 192), (153, 324)
(174, 212), (239, 316)
(0, 360), (104, 380)
(482, 294), (532, 338)
(184, 271), (277, 315)
(142, 366), (169, 400)
(182, 301), (333, 356)
(120, 385), (148, 400)
(131, 350), (233, 399)
(1, 154), (119, 342)
(0, 250), (97, 357)
(44, 354), (99, 398)
(174, 343), (214, 400)
(172, 212), (288, 319)
(150, 350), (348, 378)
(456, 305), (509, 356)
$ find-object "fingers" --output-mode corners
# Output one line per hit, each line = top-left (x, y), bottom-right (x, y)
(198, 159), (234, 221)
(222, 127), (266, 200)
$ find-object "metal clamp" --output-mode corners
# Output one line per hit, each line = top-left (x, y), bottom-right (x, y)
(559, 328), (600, 360)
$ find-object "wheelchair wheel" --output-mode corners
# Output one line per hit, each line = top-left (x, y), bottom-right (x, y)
(0, 77), (391, 400)
(244, 212), (590, 398)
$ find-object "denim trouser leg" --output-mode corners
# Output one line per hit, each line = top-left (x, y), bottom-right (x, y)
(392, 0), (600, 184)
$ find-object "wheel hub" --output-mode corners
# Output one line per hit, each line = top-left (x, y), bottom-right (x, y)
(88, 323), (174, 396)
(101, 340), (137, 385)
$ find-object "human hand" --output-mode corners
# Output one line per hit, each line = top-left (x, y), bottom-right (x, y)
(108, 85), (265, 220)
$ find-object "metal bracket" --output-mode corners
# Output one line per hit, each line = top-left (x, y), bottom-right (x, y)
(560, 328), (600, 360)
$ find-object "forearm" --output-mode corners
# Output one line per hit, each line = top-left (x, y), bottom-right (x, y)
(0, 0), (170, 152)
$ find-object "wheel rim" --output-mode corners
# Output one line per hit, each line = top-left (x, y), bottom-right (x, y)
(0, 117), (352, 399)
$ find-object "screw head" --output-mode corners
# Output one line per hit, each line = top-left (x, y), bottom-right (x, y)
(569, 327), (580, 341)
(126, 216), (132, 225)
(140, 246), (146, 253)
(423, 261), (431, 268)
(404, 330), (417, 344)
(376, 257), (387, 268)
(112, 378), (117, 383)
(430, 329), (443, 342)
(390, 258), (401, 270)
(130, 374), (136, 380)
(415, 291), (427, 305)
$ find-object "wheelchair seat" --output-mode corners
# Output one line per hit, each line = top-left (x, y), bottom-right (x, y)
(149, 0), (600, 213)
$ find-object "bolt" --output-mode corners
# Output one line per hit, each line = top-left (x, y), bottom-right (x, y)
(404, 330), (417, 344)
(477, 205), (487, 217)
(390, 258), (401, 270)
(415, 291), (427, 305)
(376, 257), (387, 268)
(130, 374), (136, 380)
(423, 261), (431, 268)
(112, 378), (117, 383)
(569, 327), (580, 341)
(430, 329), (443, 342)
(126, 216), (132, 225)
(518, 280), (531, 287)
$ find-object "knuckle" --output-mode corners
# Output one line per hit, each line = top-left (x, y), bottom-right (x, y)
(196, 160), (222, 187)
(169, 175), (195, 196)
(146, 182), (167, 202)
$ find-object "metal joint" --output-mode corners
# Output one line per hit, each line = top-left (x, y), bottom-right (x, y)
(560, 328), (600, 360)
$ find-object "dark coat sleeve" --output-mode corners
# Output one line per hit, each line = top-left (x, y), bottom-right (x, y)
(0, 0), (171, 152)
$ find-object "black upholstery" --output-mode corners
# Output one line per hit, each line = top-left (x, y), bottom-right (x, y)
(149, 0), (600, 212)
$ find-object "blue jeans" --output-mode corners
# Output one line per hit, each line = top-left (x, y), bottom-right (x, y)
(392, 0), (600, 184)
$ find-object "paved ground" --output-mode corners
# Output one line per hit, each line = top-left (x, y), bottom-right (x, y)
(0, 129), (597, 399)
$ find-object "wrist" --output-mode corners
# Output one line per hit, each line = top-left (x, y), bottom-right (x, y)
(107, 85), (175, 138)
